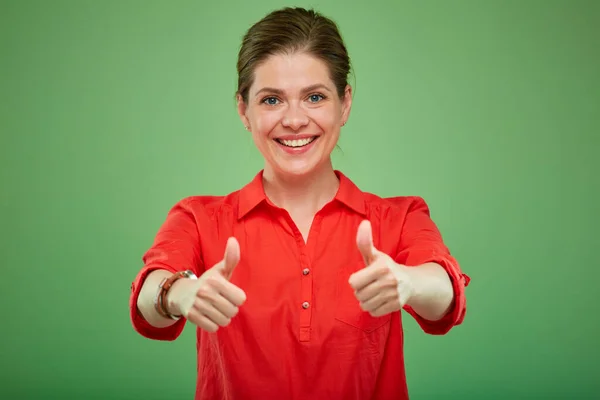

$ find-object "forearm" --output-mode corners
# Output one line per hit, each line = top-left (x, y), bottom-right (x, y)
(405, 262), (455, 321)
(136, 269), (180, 328)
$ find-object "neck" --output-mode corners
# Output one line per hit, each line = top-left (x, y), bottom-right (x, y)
(262, 161), (340, 216)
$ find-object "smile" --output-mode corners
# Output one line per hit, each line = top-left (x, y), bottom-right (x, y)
(275, 137), (317, 148)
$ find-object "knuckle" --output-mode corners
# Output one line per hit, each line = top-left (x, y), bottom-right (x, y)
(386, 290), (398, 301)
(197, 288), (216, 302)
(383, 276), (398, 287)
(185, 310), (196, 323)
(204, 277), (216, 287)
(376, 264), (388, 276)
(190, 314), (205, 328)
(193, 299), (210, 314)
(206, 277), (222, 289)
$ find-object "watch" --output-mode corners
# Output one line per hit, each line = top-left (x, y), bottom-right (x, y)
(154, 270), (198, 320)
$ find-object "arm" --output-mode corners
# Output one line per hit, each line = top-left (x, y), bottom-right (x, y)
(395, 197), (470, 334)
(404, 262), (454, 321)
(136, 269), (180, 329)
(129, 198), (203, 340)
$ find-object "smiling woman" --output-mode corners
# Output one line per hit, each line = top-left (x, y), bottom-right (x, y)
(129, 6), (470, 400)
(238, 51), (351, 186)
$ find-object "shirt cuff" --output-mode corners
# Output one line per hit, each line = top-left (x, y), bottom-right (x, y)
(402, 254), (470, 335)
(129, 264), (187, 341)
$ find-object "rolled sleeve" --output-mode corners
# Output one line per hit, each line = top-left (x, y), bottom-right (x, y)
(129, 198), (204, 341)
(394, 197), (470, 335)
(129, 264), (186, 341)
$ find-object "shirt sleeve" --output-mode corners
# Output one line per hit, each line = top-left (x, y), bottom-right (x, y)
(129, 197), (204, 341)
(393, 197), (470, 335)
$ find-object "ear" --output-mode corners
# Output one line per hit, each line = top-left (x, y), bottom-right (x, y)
(236, 93), (251, 130)
(341, 84), (353, 126)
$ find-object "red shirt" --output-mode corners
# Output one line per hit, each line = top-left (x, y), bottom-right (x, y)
(129, 170), (470, 400)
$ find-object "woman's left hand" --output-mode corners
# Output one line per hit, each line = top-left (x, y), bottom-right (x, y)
(348, 220), (415, 317)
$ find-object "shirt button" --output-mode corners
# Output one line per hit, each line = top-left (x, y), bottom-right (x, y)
(302, 268), (310, 275)
(302, 301), (310, 309)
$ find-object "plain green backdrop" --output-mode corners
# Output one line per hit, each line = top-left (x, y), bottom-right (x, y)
(1, 0), (598, 399)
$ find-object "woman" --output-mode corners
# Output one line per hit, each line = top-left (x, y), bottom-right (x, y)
(130, 7), (470, 400)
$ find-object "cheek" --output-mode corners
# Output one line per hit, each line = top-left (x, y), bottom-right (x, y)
(312, 107), (339, 130)
(252, 110), (280, 136)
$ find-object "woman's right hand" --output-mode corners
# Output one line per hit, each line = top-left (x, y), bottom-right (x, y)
(167, 237), (247, 332)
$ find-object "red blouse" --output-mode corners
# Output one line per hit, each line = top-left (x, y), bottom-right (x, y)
(129, 170), (470, 400)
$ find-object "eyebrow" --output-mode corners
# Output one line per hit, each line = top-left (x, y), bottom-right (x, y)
(254, 84), (332, 98)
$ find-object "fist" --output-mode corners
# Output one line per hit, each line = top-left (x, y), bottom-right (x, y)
(169, 237), (247, 332)
(348, 220), (414, 317)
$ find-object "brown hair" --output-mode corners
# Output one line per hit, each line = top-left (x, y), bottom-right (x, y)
(236, 7), (351, 104)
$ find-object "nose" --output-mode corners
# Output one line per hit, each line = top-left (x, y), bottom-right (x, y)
(281, 102), (309, 131)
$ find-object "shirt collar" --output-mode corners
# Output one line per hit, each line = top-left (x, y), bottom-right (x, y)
(237, 170), (267, 219)
(237, 170), (367, 220)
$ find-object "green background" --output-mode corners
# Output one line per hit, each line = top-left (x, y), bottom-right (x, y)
(2, 0), (598, 399)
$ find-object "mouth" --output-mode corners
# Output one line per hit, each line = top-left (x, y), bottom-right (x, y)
(274, 136), (318, 148)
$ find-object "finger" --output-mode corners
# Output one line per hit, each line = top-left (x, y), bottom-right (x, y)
(221, 237), (240, 280)
(359, 289), (397, 313)
(194, 297), (232, 327)
(204, 279), (240, 318)
(370, 298), (401, 317)
(213, 296), (239, 319)
(208, 277), (247, 307)
(188, 310), (219, 332)
(348, 261), (388, 292)
(355, 273), (398, 302)
(356, 220), (376, 265)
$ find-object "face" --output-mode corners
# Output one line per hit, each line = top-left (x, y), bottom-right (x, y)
(237, 52), (352, 178)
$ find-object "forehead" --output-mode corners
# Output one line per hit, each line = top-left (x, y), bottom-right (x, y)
(250, 52), (334, 94)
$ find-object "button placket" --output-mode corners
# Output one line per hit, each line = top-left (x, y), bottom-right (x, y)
(299, 256), (313, 342)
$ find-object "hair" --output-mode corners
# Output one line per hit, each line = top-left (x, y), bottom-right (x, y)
(236, 7), (351, 104)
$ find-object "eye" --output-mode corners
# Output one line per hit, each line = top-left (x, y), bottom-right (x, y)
(308, 93), (325, 103)
(261, 96), (280, 106)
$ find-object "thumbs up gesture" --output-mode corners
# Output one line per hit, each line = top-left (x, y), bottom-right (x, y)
(169, 237), (247, 332)
(348, 220), (414, 317)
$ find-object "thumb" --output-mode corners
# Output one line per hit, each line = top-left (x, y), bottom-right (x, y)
(356, 220), (376, 265)
(220, 237), (240, 280)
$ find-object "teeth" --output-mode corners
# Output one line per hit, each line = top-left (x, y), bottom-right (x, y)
(279, 137), (315, 147)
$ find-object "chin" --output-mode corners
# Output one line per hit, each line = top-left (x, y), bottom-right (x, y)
(275, 164), (317, 177)
(271, 157), (331, 178)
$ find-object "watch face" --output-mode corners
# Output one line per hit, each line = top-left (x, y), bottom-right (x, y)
(183, 270), (198, 279)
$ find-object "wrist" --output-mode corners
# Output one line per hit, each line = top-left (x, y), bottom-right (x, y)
(155, 270), (198, 320)
(402, 262), (455, 315)
(401, 263), (424, 308)
(165, 278), (189, 317)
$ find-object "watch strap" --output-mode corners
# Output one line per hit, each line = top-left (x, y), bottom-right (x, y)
(154, 270), (197, 320)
